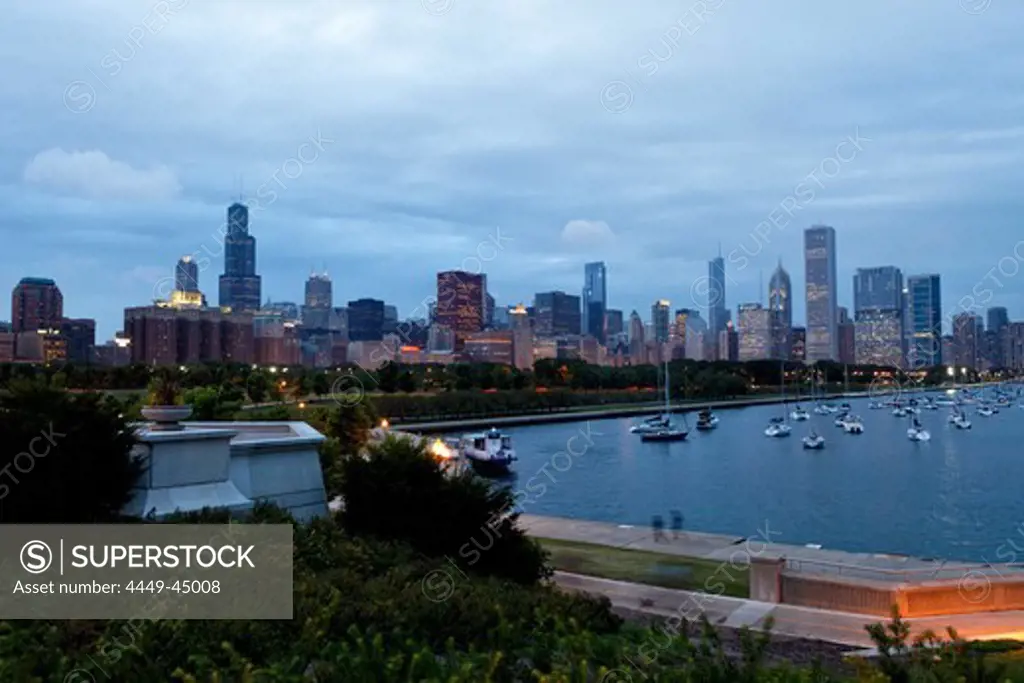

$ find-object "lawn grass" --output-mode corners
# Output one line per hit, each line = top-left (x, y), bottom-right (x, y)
(536, 537), (749, 598)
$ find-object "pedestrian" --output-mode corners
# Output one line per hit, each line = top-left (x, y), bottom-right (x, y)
(652, 514), (665, 542)
(670, 510), (683, 539)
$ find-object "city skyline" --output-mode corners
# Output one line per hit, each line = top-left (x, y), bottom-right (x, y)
(3, 3), (1024, 338)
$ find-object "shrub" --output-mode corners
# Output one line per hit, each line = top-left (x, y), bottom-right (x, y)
(0, 381), (141, 523)
(338, 435), (550, 585)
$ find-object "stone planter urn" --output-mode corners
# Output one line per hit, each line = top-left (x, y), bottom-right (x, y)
(141, 405), (193, 431)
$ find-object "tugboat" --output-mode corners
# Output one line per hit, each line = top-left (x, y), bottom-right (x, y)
(695, 407), (719, 431)
(459, 428), (517, 475)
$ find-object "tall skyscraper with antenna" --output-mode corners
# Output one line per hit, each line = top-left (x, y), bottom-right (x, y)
(218, 201), (262, 311)
(707, 245), (728, 359)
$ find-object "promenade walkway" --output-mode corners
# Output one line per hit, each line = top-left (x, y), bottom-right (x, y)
(553, 572), (1024, 648)
(521, 514), (1024, 582)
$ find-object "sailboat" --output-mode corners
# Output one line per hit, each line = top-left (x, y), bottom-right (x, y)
(948, 406), (971, 429)
(802, 428), (825, 449)
(907, 414), (931, 442)
(630, 367), (671, 434)
(641, 360), (688, 442)
(766, 360), (792, 437)
(790, 378), (810, 420)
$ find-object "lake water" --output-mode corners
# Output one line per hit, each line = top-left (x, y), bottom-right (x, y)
(466, 393), (1024, 563)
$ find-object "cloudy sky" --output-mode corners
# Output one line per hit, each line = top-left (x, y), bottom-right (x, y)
(3, 0), (1024, 338)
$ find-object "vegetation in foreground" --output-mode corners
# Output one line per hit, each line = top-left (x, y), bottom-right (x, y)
(0, 381), (1021, 681)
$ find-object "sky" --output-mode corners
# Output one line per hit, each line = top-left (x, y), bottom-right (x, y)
(3, 0), (1024, 339)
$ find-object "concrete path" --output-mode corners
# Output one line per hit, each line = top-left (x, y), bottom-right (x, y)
(522, 514), (1023, 583)
(553, 572), (1024, 648)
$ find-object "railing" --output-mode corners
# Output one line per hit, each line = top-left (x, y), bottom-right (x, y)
(784, 556), (1024, 583)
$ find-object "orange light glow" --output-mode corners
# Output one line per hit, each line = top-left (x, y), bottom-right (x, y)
(298, 402), (306, 409)
(429, 439), (454, 459)
(380, 419), (390, 429)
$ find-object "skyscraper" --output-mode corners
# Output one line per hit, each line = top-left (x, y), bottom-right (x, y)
(533, 291), (581, 337)
(436, 270), (486, 346)
(707, 252), (727, 358)
(604, 309), (623, 337)
(804, 225), (838, 361)
(853, 266), (903, 367)
(651, 300), (671, 343)
(627, 310), (645, 364)
(904, 274), (942, 368)
(218, 202), (262, 311)
(302, 272), (333, 331)
(582, 262), (607, 343)
(347, 298), (385, 342)
(175, 256), (199, 293)
(837, 307), (855, 365)
(952, 312), (978, 370)
(509, 303), (533, 370)
(987, 306), (1009, 368)
(768, 259), (792, 360)
(737, 303), (771, 361)
(11, 277), (63, 334)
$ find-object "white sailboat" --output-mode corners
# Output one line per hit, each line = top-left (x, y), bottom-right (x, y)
(766, 360), (792, 437)
(641, 360), (688, 442)
(948, 406), (971, 430)
(802, 428), (825, 449)
(630, 366), (671, 434)
(907, 414), (931, 442)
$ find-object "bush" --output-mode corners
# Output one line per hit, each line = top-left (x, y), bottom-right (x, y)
(338, 435), (550, 585)
(0, 381), (141, 523)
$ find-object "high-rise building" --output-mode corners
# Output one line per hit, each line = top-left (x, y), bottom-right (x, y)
(218, 202), (261, 311)
(60, 318), (96, 364)
(952, 312), (978, 370)
(509, 304), (533, 370)
(534, 291), (581, 337)
(627, 310), (646, 364)
(436, 270), (486, 345)
(484, 293), (495, 329)
(790, 326), (806, 361)
(988, 307), (1009, 334)
(302, 271), (333, 331)
(737, 303), (771, 361)
(347, 298), (385, 342)
(904, 274), (942, 369)
(1004, 323), (1024, 371)
(604, 309), (623, 338)
(987, 306), (1009, 368)
(650, 300), (670, 343)
(719, 321), (739, 362)
(768, 259), (792, 360)
(837, 307), (855, 365)
(582, 262), (607, 343)
(12, 277), (63, 334)
(804, 225), (838, 361)
(707, 252), (727, 358)
(853, 266), (904, 367)
(175, 256), (200, 293)
(683, 310), (707, 361)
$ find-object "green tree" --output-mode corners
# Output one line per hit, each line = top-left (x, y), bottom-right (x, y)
(338, 435), (550, 585)
(0, 381), (141, 523)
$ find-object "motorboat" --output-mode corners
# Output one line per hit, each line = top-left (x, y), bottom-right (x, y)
(868, 401), (884, 410)
(907, 417), (931, 442)
(814, 403), (833, 415)
(765, 423), (792, 438)
(802, 430), (826, 449)
(833, 413), (848, 427)
(641, 428), (688, 442)
(695, 408), (719, 431)
(839, 402), (851, 411)
(630, 414), (672, 434)
(892, 406), (908, 417)
(790, 406), (810, 421)
(977, 406), (996, 417)
(459, 428), (517, 475)
(842, 416), (864, 434)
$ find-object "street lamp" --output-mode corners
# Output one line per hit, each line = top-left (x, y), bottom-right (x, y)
(947, 366), (954, 377)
